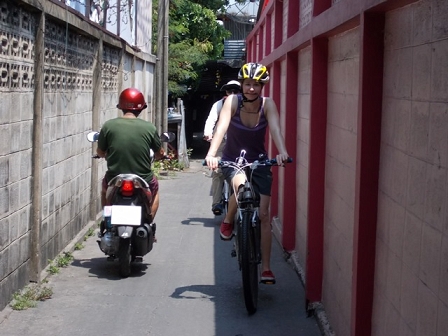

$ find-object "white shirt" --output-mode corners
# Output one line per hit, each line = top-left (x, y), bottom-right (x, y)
(203, 98), (225, 137)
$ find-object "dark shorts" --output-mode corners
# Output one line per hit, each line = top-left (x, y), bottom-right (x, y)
(102, 175), (159, 195)
(221, 165), (273, 196)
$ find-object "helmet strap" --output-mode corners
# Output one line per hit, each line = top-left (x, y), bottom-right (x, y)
(240, 94), (259, 108)
(242, 94), (258, 103)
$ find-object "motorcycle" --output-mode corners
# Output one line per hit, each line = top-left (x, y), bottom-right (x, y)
(86, 131), (175, 277)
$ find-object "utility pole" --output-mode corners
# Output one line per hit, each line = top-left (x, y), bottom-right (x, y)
(162, 0), (169, 135)
(155, 0), (163, 134)
(156, 0), (169, 135)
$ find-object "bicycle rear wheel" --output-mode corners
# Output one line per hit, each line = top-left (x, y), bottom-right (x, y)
(240, 210), (258, 314)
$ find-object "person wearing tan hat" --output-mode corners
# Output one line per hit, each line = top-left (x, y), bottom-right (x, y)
(203, 80), (241, 215)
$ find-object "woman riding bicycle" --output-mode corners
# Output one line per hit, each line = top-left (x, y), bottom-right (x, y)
(205, 62), (290, 284)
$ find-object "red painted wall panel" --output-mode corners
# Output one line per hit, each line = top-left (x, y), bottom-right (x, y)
(281, 52), (298, 251)
(351, 12), (385, 336)
(269, 61), (281, 217)
(306, 37), (328, 305)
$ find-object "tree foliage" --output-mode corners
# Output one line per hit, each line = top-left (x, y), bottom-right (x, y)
(191, 0), (230, 11)
(153, 0), (231, 98)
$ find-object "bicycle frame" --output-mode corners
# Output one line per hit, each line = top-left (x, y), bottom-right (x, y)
(221, 178), (230, 217)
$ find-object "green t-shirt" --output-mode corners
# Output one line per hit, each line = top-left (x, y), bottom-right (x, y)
(97, 117), (162, 183)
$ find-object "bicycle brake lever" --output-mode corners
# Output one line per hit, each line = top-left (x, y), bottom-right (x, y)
(250, 161), (259, 170)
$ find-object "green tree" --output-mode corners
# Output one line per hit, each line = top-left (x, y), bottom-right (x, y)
(192, 0), (230, 11)
(153, 0), (231, 98)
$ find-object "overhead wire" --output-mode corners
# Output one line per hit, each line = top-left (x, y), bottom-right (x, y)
(222, 0), (259, 24)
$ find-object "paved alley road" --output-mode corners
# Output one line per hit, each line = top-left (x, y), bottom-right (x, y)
(0, 160), (321, 336)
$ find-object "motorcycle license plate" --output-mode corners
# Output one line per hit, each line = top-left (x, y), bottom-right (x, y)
(105, 205), (142, 226)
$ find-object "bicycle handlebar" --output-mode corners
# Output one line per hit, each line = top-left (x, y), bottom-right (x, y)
(202, 157), (293, 167)
(92, 154), (172, 160)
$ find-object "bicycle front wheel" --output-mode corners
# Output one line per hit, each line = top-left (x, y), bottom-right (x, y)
(221, 181), (229, 217)
(240, 210), (259, 314)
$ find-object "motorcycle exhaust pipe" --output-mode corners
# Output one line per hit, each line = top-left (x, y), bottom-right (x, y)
(136, 224), (151, 238)
(136, 227), (146, 238)
(134, 224), (153, 256)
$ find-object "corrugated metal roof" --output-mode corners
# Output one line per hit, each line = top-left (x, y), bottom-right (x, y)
(223, 40), (246, 59)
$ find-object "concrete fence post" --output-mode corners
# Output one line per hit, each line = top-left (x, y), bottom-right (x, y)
(30, 10), (45, 283)
(89, 38), (103, 221)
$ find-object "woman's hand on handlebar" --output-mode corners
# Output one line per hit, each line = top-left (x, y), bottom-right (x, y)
(205, 154), (219, 170)
(276, 153), (290, 166)
(203, 134), (213, 142)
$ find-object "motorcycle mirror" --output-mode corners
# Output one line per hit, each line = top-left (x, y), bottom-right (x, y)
(86, 131), (100, 142)
(160, 132), (175, 143)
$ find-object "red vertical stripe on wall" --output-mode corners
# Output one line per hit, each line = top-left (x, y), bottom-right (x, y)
(270, 61), (281, 217)
(287, 0), (299, 38)
(313, 0), (331, 16)
(258, 28), (265, 60)
(273, 1), (283, 49)
(351, 12), (385, 336)
(282, 52), (298, 251)
(266, 14), (272, 56)
(247, 40), (253, 62)
(305, 38), (328, 306)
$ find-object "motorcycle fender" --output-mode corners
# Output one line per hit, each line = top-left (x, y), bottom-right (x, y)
(117, 226), (134, 238)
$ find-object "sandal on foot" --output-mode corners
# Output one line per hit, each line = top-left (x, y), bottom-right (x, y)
(261, 270), (276, 284)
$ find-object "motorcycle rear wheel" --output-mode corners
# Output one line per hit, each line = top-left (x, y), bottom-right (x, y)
(118, 239), (131, 277)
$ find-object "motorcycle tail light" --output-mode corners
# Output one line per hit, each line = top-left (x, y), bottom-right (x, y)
(121, 180), (134, 196)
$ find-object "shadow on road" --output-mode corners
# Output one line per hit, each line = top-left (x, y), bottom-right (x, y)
(70, 257), (150, 280)
(180, 216), (220, 228)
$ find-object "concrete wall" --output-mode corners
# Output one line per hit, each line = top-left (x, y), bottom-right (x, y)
(0, 0), (156, 312)
(247, 0), (448, 335)
(296, 46), (311, 271)
(322, 27), (359, 336)
(137, 0), (153, 54)
(373, 2), (448, 335)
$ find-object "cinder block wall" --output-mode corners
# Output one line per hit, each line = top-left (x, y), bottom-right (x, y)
(0, 2), (39, 311)
(39, 19), (100, 269)
(0, 0), (156, 312)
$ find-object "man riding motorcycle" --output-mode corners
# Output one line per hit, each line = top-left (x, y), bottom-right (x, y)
(96, 88), (165, 238)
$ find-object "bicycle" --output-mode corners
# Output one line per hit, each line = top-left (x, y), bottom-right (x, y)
(206, 150), (292, 314)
